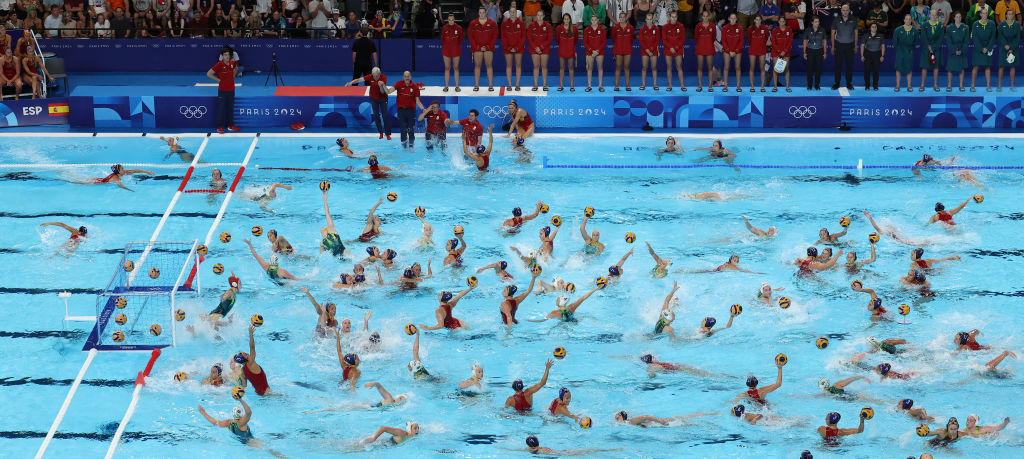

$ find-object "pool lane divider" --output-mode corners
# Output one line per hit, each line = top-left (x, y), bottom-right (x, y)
(34, 348), (98, 459)
(104, 348), (161, 459)
(0, 163), (242, 169)
(204, 136), (260, 247)
(256, 166), (353, 172)
(540, 158), (1024, 170)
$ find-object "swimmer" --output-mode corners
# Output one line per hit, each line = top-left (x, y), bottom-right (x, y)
(580, 214), (604, 254)
(697, 309), (738, 338)
(79, 164), (154, 191)
(850, 281), (888, 319)
(458, 364), (485, 390)
(506, 99), (535, 140)
(606, 248), (634, 280)
(548, 387), (580, 420)
(896, 399), (935, 422)
(300, 286), (340, 336)
(265, 229), (294, 255)
(499, 271), (539, 331)
(909, 247), (959, 270)
(335, 138), (357, 158)
(730, 404), (765, 424)
(634, 354), (713, 377)
(507, 435), (621, 455)
(333, 264), (379, 289)
(444, 234), (466, 266)
(391, 260), (433, 286)
(197, 399), (258, 446)
(252, 183), (292, 213)
(652, 281), (680, 334)
(361, 247), (398, 268)
(160, 136), (194, 162)
(912, 153), (947, 169)
(537, 224), (560, 258)
(953, 329), (990, 351)
(209, 169), (227, 190)
(696, 254), (762, 273)
(921, 417), (962, 446)
(817, 411), (866, 440)
(200, 364), (225, 386)
(362, 421), (419, 445)
(866, 337), (909, 355)
(364, 381), (408, 406)
(733, 363), (784, 405)
(899, 269), (933, 296)
(359, 155), (392, 179)
(39, 221), (87, 257)
(928, 197), (973, 226)
(862, 210), (924, 246)
(407, 327), (440, 382)
(684, 191), (739, 201)
(963, 415), (1011, 437)
(844, 240), (877, 272)
(616, 411), (714, 427)
(645, 242), (673, 278)
(657, 136), (685, 156)
(477, 260), (514, 281)
(200, 273), (240, 328)
(319, 191), (347, 258)
(692, 139), (736, 158)
(420, 286), (476, 330)
(414, 212), (434, 247)
(529, 284), (603, 323)
(358, 196), (385, 242)
(534, 277), (565, 294)
(463, 125), (495, 171)
(848, 353), (914, 380)
(235, 326), (271, 395)
(795, 246), (843, 272)
(816, 225), (849, 245)
(504, 359), (554, 411)
(244, 239), (299, 281)
(816, 376), (871, 397)
(756, 282), (784, 304)
(503, 201), (545, 230)
(741, 216), (779, 237)
(335, 332), (361, 390)
(979, 350), (1018, 372)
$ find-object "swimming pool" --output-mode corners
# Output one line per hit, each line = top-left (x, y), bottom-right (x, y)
(3, 133), (1023, 458)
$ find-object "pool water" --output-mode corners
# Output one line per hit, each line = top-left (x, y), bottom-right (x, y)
(2, 133), (1023, 458)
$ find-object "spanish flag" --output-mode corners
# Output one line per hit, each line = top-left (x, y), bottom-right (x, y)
(48, 103), (69, 116)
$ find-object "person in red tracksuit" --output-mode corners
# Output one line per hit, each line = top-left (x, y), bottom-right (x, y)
(721, 13), (745, 92)
(583, 14), (607, 92)
(638, 18), (661, 90)
(527, 10), (553, 91)
(694, 10), (716, 92)
(747, 14), (771, 92)
(611, 12), (634, 91)
(502, 2), (527, 90)
(662, 13), (686, 91)
(441, 14), (464, 92)
(468, 7), (499, 91)
(556, 13), (578, 91)
(770, 19), (794, 91)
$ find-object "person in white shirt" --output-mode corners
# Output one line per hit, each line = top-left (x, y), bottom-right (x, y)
(173, 0), (191, 16)
(563, 0), (585, 27)
(932, 0), (951, 25)
(606, 0), (633, 25)
(95, 12), (111, 38)
(90, 0), (107, 17)
(328, 9), (345, 37)
(43, 5), (62, 37)
(308, 0), (330, 38)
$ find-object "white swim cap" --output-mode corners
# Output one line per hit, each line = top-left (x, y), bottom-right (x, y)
(661, 309), (675, 321)
(269, 254), (279, 266)
(231, 406), (244, 418)
(408, 360), (423, 372)
(818, 378), (829, 390)
(556, 295), (570, 307)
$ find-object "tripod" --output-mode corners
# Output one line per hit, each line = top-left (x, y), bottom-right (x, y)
(265, 52), (284, 86)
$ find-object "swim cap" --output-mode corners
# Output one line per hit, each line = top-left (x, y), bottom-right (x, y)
(404, 268), (415, 278)
(871, 298), (883, 310)
(900, 399), (914, 410)
(369, 332), (381, 343)
(440, 291), (454, 302)
(807, 247), (819, 257)
(213, 363), (223, 374)
(269, 254), (279, 266)
(338, 274), (350, 284)
(618, 411), (628, 420)
(661, 309), (675, 321)
(499, 260), (508, 270)
(800, 450), (813, 459)
(513, 207), (523, 217)
(608, 266), (621, 276)
(353, 274), (366, 283)
(947, 417), (958, 427)
(639, 354), (653, 364)
(476, 145), (486, 154)
(229, 276), (241, 288)
(516, 137), (525, 146)
(368, 156), (379, 167)
(827, 412), (841, 425)
(877, 363), (891, 375)
(336, 138), (345, 147)
(934, 202), (945, 212)
(922, 154), (933, 162)
(913, 248), (924, 260)
(967, 414), (979, 424)
(409, 360), (423, 372)
(406, 421), (415, 432)
(955, 332), (969, 345)
(325, 302), (336, 310)
(344, 354), (357, 366)
(504, 285), (518, 297)
(558, 387), (569, 400)
(702, 317), (717, 329)
(542, 226), (551, 237)
(526, 436), (539, 447)
(111, 164), (121, 174)
(232, 406), (244, 418)
(383, 249), (397, 260)
(448, 238), (459, 250)
(78, 226), (87, 235)
(746, 376), (759, 388)
(556, 295), (570, 307)
(366, 246), (378, 256)
(732, 405), (745, 416)
(818, 378), (830, 390)
(666, 136), (675, 145)
(234, 352), (247, 364)
(512, 379), (524, 391)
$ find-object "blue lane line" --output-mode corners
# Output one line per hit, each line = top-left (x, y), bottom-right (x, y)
(542, 164), (1024, 170)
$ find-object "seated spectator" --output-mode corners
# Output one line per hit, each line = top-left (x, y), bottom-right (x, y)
(110, 7), (131, 37)
(108, 0), (128, 15)
(263, 9), (284, 37)
(172, 0), (190, 19)
(145, 10), (162, 36)
(759, 0), (780, 26)
(254, 0), (272, 16)
(94, 11), (110, 37)
(153, 0), (170, 19)
(328, 8), (344, 37)
(89, 0), (106, 17)
(76, 12), (93, 36)
(24, 9), (43, 34)
(42, 4), (60, 37)
(370, 9), (386, 37)
(289, 14), (309, 37)
(345, 10), (364, 37)
(59, 13), (76, 37)
(210, 7), (228, 36)
(866, 1), (888, 33)
(387, 2), (403, 36)
(243, 11), (262, 37)
(228, 8), (242, 37)
(416, 0), (439, 37)
(167, 8), (185, 36)
(819, 0), (839, 31)
(134, 0), (152, 24)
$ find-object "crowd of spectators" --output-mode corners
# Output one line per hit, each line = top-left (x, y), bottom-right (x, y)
(0, 0), (1019, 39)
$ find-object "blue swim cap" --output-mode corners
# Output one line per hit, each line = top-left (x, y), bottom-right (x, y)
(935, 202), (945, 212)
(800, 451), (813, 459)
(955, 332), (969, 345)
(542, 226), (551, 237)
(877, 363), (891, 375)
(618, 411), (628, 420)
(385, 249), (397, 260)
(512, 379), (524, 391)
(368, 156), (378, 166)
(448, 238), (459, 250)
(504, 285), (518, 297)
(213, 363), (223, 374)
(871, 298), (883, 310)
(526, 436), (539, 447)
(827, 412), (841, 425)
(353, 274), (366, 283)
(404, 268), (415, 278)
(338, 274), (350, 284)
(640, 354), (653, 364)
(476, 145), (486, 154)
(366, 246), (378, 256)
(234, 352), (247, 364)
(609, 266), (620, 276)
(336, 138), (345, 147)
(807, 247), (819, 257)
(513, 207), (523, 217)
(558, 387), (569, 400)
(732, 405), (745, 417)
(746, 376), (758, 388)
(913, 248), (925, 259)
(703, 317), (717, 329)
(369, 332), (381, 343)
(110, 164), (121, 174)
(440, 291), (454, 302)
(344, 354), (357, 365)
(78, 226), (87, 235)
(499, 260), (508, 270)
(516, 137), (525, 146)
(901, 399), (914, 410)
(922, 154), (933, 162)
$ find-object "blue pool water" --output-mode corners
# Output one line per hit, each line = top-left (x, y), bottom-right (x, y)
(2, 133), (1023, 458)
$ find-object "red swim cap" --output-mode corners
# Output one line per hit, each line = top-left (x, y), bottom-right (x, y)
(228, 276), (240, 288)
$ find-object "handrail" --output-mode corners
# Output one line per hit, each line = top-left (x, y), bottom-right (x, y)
(104, 349), (161, 459)
(35, 348), (99, 459)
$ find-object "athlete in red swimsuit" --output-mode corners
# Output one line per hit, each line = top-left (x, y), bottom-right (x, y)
(721, 13), (745, 91)
(954, 330), (991, 351)
(39, 221), (88, 256)
(502, 201), (544, 230)
(747, 15), (771, 91)
(499, 272), (538, 331)
(420, 287), (476, 331)
(359, 155), (392, 179)
(358, 196), (385, 242)
(817, 411), (865, 440)
(929, 197), (974, 225)
(477, 260), (516, 281)
(506, 99), (535, 140)
(547, 387), (578, 419)
(526, 10), (553, 90)
(504, 359), (554, 411)
(85, 164), (154, 190)
(336, 331), (361, 390)
(20, 47), (51, 99)
(1, 48), (23, 99)
(237, 326), (270, 395)
(694, 11), (716, 91)
(464, 124), (495, 171)
(734, 364), (784, 405)
(877, 362), (912, 380)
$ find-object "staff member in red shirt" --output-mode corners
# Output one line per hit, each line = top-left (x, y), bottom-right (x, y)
(638, 16), (661, 90)
(345, 67), (392, 140)
(502, 1), (527, 91)
(747, 14), (771, 92)
(467, 7), (499, 91)
(206, 47), (240, 134)
(611, 12), (634, 91)
(441, 13), (464, 92)
(527, 10), (553, 91)
(662, 14), (685, 91)
(458, 109), (484, 147)
(770, 19), (794, 92)
(556, 13), (578, 91)
(583, 14), (607, 92)
(388, 71), (425, 149)
(694, 10), (716, 92)
(417, 100), (450, 151)
(721, 13), (745, 92)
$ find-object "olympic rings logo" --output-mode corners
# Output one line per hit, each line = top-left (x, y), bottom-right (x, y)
(179, 105), (209, 119)
(788, 105), (818, 118)
(482, 105), (509, 118)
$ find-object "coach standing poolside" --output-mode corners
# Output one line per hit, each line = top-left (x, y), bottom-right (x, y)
(207, 46), (240, 134)
(346, 67), (392, 140)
